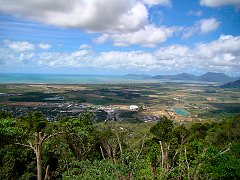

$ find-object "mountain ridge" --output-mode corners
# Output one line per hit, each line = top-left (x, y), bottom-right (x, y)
(141, 72), (239, 83)
(220, 79), (240, 88)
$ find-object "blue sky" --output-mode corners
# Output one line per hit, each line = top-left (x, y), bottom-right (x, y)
(0, 0), (240, 76)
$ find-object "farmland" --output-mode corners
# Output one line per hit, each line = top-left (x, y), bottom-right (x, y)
(0, 83), (239, 122)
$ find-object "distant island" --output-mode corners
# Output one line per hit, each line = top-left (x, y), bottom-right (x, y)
(127, 72), (239, 83)
(152, 72), (239, 83)
(124, 74), (152, 79)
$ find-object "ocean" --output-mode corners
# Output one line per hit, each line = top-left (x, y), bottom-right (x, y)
(0, 73), (218, 84)
(0, 73), (157, 84)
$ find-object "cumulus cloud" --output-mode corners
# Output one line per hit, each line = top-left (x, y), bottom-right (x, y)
(155, 35), (240, 73)
(198, 18), (220, 34)
(96, 51), (158, 70)
(37, 49), (94, 67)
(1, 35), (240, 75)
(155, 45), (190, 59)
(143, 0), (171, 6)
(182, 18), (220, 39)
(0, 0), (149, 32)
(194, 35), (240, 58)
(39, 43), (51, 50)
(200, 0), (240, 8)
(191, 35), (240, 72)
(0, 47), (35, 66)
(95, 25), (176, 47)
(36, 50), (158, 70)
(4, 40), (35, 52)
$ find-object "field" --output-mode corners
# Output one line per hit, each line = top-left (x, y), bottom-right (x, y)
(1, 83), (240, 180)
(0, 82), (239, 122)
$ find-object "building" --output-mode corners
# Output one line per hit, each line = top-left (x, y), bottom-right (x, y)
(129, 105), (139, 110)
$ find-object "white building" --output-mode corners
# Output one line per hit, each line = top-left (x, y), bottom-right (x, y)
(129, 105), (139, 110)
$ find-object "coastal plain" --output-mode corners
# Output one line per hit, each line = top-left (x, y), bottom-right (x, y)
(0, 83), (239, 122)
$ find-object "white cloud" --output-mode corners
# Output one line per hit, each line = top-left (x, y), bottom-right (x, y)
(1, 35), (240, 75)
(4, 40), (35, 52)
(37, 49), (94, 67)
(96, 51), (158, 70)
(0, 0), (148, 32)
(200, 0), (240, 8)
(187, 10), (202, 16)
(199, 18), (220, 34)
(39, 43), (51, 50)
(195, 35), (240, 58)
(80, 44), (91, 49)
(19, 53), (35, 62)
(154, 45), (193, 70)
(95, 25), (176, 47)
(143, 0), (171, 6)
(182, 18), (220, 38)
(182, 26), (197, 39)
(155, 45), (190, 59)
(91, 38), (238, 72)
(191, 35), (240, 72)
(155, 35), (240, 73)
(94, 34), (109, 44)
(35, 50), (158, 71)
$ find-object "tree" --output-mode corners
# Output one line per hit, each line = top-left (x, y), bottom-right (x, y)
(16, 131), (63, 180)
(150, 116), (174, 142)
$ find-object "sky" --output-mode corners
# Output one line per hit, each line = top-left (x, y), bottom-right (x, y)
(0, 0), (240, 76)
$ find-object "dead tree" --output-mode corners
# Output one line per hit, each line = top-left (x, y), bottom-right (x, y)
(16, 132), (63, 180)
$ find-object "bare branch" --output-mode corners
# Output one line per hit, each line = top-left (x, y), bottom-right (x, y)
(15, 142), (33, 150)
(42, 132), (64, 142)
(137, 135), (146, 159)
(202, 147), (207, 157)
(159, 141), (164, 168)
(44, 165), (49, 180)
(100, 146), (105, 159)
(40, 134), (48, 144)
(220, 148), (230, 155)
(173, 149), (178, 161)
(116, 133), (122, 155)
(28, 140), (37, 152)
(184, 146), (190, 180)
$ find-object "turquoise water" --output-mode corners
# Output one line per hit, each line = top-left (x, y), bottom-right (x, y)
(0, 73), (157, 84)
(173, 107), (190, 117)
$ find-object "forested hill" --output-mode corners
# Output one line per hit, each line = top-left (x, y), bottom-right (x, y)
(220, 79), (240, 88)
(152, 72), (239, 83)
(0, 111), (240, 179)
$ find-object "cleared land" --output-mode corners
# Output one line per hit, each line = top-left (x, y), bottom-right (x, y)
(0, 83), (239, 122)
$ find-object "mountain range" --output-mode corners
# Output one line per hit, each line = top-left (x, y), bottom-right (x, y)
(125, 72), (240, 83)
(220, 79), (240, 88)
(152, 72), (239, 83)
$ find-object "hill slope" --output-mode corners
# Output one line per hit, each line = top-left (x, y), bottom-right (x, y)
(220, 79), (240, 88)
(198, 72), (232, 83)
(124, 74), (152, 79)
(152, 73), (198, 81)
(152, 72), (238, 83)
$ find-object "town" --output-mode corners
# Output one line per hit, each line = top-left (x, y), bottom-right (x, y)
(0, 83), (239, 123)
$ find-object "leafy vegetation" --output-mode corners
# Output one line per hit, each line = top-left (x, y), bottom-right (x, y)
(0, 110), (240, 179)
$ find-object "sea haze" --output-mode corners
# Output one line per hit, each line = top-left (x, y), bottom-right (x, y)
(0, 73), (157, 84)
(0, 73), (221, 84)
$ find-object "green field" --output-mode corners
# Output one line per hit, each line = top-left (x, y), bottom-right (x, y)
(0, 83), (239, 121)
